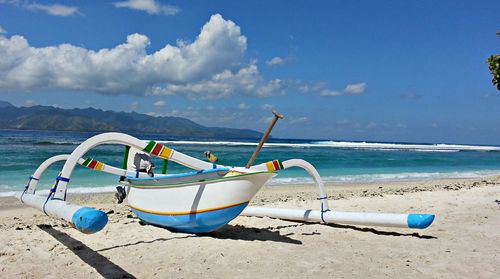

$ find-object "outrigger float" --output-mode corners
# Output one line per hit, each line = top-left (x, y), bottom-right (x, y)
(16, 112), (435, 234)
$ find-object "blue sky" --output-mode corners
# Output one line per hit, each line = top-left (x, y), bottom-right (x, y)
(0, 0), (499, 144)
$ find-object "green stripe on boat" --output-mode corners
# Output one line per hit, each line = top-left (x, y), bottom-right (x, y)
(143, 141), (156, 153)
(278, 160), (284, 170)
(82, 158), (92, 167)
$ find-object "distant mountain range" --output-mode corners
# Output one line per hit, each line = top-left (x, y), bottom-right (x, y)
(0, 101), (263, 139)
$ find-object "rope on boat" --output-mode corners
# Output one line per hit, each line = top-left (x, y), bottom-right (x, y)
(319, 196), (330, 223)
(21, 176), (39, 203)
(42, 188), (56, 215)
(42, 176), (70, 214)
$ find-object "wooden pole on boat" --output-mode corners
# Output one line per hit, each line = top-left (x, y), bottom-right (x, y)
(246, 111), (284, 168)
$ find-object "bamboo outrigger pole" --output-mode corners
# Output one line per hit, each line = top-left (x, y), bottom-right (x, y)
(246, 110), (284, 168)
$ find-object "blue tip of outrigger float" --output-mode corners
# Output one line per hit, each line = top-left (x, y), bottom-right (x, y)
(71, 207), (108, 234)
(407, 214), (435, 229)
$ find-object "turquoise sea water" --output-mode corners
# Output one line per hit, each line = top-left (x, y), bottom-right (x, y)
(1, 130), (500, 196)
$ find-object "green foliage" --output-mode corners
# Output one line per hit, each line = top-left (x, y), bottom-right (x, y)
(487, 31), (500, 91)
(488, 54), (500, 91)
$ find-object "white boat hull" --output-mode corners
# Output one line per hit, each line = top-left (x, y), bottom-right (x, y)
(126, 172), (276, 233)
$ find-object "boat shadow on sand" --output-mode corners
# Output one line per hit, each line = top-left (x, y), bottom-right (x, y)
(36, 223), (305, 278)
(37, 224), (137, 279)
(37, 221), (435, 278)
(324, 223), (437, 239)
(135, 221), (304, 245)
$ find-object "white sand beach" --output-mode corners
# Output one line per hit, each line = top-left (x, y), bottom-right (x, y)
(1, 177), (499, 278)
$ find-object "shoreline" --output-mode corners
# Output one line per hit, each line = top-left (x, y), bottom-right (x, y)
(2, 173), (498, 201)
(3, 170), (500, 198)
(1, 175), (499, 278)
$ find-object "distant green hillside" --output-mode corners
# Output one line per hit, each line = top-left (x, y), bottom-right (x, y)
(0, 102), (263, 139)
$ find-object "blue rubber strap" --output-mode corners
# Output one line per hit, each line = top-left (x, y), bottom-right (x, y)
(20, 188), (27, 203)
(320, 204), (329, 223)
(318, 196), (329, 223)
(42, 188), (56, 215)
(56, 176), (70, 182)
(29, 176), (39, 181)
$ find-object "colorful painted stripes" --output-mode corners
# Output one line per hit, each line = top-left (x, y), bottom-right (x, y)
(82, 158), (104, 171)
(143, 141), (173, 159)
(265, 160), (284, 171)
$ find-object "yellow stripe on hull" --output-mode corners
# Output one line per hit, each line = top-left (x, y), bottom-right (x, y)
(129, 201), (249, 216)
(95, 162), (104, 171)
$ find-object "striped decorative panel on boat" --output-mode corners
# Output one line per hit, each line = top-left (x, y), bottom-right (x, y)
(82, 158), (104, 171)
(265, 160), (284, 171)
(143, 141), (173, 159)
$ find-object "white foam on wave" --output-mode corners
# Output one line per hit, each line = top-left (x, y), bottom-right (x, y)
(156, 140), (500, 152)
(268, 170), (500, 185)
(0, 191), (17, 197)
(310, 141), (500, 152)
(0, 185), (118, 197)
(32, 138), (499, 152)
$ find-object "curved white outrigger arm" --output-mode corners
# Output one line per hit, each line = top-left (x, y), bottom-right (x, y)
(24, 154), (150, 195)
(18, 153), (152, 234)
(250, 159), (330, 212)
(245, 159), (434, 229)
(52, 132), (215, 200)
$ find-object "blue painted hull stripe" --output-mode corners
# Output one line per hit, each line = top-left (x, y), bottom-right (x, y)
(132, 202), (249, 233)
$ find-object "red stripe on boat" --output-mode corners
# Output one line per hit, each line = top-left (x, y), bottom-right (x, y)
(87, 160), (98, 169)
(152, 144), (163, 156)
(272, 160), (281, 170)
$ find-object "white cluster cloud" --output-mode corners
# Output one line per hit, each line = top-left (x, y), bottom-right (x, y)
(161, 106), (241, 125)
(23, 99), (36, 107)
(25, 3), (79, 16)
(320, 82), (367, 97)
(153, 100), (166, 107)
(237, 103), (249, 110)
(319, 89), (342, 97)
(298, 81), (327, 93)
(148, 63), (283, 98)
(113, 0), (180, 15)
(266, 56), (286, 66)
(130, 101), (140, 110)
(260, 104), (274, 111)
(0, 1), (79, 16)
(289, 116), (309, 124)
(0, 14), (284, 98)
(344, 82), (367, 94)
(0, 25), (6, 34)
